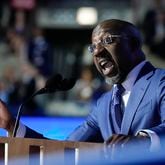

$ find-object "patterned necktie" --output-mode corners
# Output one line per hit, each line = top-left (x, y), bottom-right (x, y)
(111, 84), (125, 132)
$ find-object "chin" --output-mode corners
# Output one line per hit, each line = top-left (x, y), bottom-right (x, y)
(105, 75), (120, 86)
(105, 73), (126, 85)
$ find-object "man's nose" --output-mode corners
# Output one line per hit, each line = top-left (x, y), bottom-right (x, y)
(93, 46), (105, 57)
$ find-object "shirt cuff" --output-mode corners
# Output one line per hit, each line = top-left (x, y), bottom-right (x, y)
(136, 129), (161, 152)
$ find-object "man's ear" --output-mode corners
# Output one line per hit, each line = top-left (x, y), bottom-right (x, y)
(130, 37), (141, 51)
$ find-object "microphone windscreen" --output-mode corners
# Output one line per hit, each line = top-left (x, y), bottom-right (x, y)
(45, 74), (63, 89)
(60, 78), (76, 90)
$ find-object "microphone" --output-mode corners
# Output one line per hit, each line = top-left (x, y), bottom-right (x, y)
(31, 73), (63, 96)
(12, 74), (76, 137)
(35, 74), (76, 95)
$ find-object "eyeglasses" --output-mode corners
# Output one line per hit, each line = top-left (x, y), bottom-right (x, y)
(88, 34), (122, 54)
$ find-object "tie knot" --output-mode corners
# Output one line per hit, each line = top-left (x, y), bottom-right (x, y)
(115, 84), (125, 95)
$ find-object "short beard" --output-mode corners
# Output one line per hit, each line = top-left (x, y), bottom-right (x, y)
(105, 72), (126, 86)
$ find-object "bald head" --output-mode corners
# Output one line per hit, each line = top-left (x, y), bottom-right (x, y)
(90, 19), (146, 84)
(92, 19), (143, 49)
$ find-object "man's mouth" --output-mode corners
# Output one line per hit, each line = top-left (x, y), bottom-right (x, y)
(100, 60), (112, 68)
(99, 59), (115, 75)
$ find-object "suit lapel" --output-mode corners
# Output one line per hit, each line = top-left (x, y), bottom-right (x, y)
(121, 62), (155, 134)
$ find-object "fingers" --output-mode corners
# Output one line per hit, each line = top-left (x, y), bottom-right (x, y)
(106, 134), (121, 144)
(104, 134), (151, 161)
(0, 99), (14, 132)
(114, 135), (130, 158)
(105, 134), (130, 160)
(121, 136), (130, 148)
(106, 134), (129, 146)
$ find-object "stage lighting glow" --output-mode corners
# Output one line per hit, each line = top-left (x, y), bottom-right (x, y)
(76, 7), (98, 25)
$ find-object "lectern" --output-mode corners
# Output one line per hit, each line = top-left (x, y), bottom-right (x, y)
(0, 137), (103, 165)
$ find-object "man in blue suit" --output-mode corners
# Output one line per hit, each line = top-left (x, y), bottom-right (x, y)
(0, 19), (165, 151)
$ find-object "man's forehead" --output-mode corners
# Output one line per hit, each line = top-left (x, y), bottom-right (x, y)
(92, 28), (121, 41)
(92, 31), (105, 42)
(93, 26), (123, 35)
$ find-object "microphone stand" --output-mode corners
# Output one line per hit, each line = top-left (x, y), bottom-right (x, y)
(12, 90), (42, 137)
(12, 75), (76, 137)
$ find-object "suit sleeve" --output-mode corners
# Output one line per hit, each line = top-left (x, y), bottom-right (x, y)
(66, 104), (103, 142)
(149, 74), (165, 145)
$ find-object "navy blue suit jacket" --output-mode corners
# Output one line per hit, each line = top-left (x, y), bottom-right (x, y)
(25, 62), (165, 143)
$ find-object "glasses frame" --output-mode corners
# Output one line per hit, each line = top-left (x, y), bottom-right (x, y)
(88, 34), (123, 54)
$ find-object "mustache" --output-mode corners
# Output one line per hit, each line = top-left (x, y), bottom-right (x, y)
(100, 48), (111, 57)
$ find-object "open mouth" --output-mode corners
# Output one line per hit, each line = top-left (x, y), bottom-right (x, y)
(99, 59), (115, 75)
(100, 60), (113, 68)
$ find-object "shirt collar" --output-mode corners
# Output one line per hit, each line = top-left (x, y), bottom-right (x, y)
(122, 61), (147, 91)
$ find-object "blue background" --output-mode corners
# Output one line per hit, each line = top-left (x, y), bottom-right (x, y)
(0, 116), (85, 140)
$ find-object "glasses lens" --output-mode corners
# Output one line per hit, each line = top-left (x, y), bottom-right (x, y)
(103, 36), (113, 45)
(88, 44), (95, 53)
